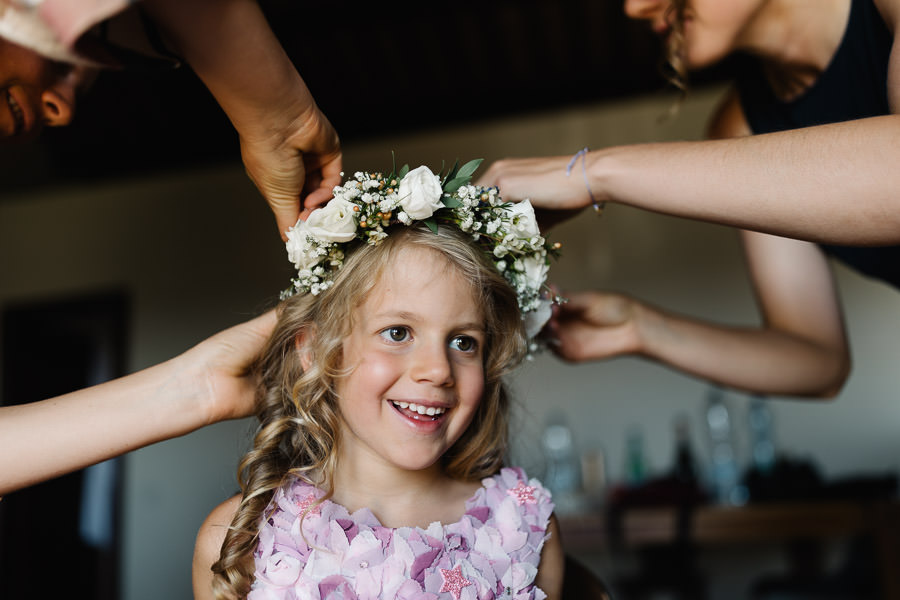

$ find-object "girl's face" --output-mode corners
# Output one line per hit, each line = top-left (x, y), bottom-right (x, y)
(335, 246), (486, 475)
(624, 0), (763, 69)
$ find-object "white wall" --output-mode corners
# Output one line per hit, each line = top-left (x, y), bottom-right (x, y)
(2, 85), (899, 599)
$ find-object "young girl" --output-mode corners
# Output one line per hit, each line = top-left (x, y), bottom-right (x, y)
(193, 162), (564, 600)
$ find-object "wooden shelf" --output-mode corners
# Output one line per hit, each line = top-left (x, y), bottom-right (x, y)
(558, 500), (900, 599)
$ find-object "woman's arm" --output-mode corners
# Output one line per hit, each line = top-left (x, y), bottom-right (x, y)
(194, 495), (242, 600)
(546, 92), (851, 398)
(535, 514), (564, 600)
(0, 311), (274, 496)
(481, 114), (900, 245)
(550, 233), (851, 397)
(143, 0), (342, 237)
(479, 24), (900, 247)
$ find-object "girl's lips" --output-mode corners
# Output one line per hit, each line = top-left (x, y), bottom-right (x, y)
(389, 400), (449, 428)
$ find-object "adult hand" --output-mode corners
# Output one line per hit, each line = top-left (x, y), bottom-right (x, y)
(180, 309), (277, 424)
(547, 291), (643, 362)
(477, 155), (601, 228)
(240, 105), (342, 240)
(0, 310), (277, 494)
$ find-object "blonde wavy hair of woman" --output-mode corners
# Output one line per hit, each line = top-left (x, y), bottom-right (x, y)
(211, 224), (528, 599)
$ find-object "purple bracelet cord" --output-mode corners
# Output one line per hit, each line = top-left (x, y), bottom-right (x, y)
(565, 147), (605, 213)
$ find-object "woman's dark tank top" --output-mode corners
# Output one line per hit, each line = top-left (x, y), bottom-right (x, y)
(736, 0), (900, 288)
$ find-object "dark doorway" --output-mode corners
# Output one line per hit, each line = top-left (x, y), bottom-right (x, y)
(0, 291), (129, 600)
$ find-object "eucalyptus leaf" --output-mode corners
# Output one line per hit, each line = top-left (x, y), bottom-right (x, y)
(446, 159), (460, 179)
(456, 158), (483, 180)
(424, 218), (439, 234)
(442, 196), (462, 208)
(443, 176), (468, 194)
(398, 164), (409, 179)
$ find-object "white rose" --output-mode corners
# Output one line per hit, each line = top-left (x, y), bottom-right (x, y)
(305, 198), (358, 242)
(398, 166), (443, 219)
(519, 254), (549, 291)
(523, 297), (552, 340)
(507, 199), (541, 239)
(285, 221), (320, 271)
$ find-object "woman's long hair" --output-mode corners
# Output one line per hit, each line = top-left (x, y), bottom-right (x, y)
(211, 224), (527, 599)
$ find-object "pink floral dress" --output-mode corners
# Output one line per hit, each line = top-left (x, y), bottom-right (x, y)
(249, 467), (553, 600)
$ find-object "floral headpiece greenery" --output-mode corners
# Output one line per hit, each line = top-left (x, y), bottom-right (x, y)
(282, 158), (560, 340)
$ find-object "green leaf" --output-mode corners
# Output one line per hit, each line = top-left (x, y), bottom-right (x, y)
(444, 159), (460, 181)
(391, 151), (397, 178)
(424, 218), (439, 234)
(443, 176), (468, 194)
(442, 195), (462, 208)
(456, 158), (483, 180)
(398, 164), (409, 179)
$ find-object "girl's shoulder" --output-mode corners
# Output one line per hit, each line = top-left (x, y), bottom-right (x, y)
(193, 494), (241, 600)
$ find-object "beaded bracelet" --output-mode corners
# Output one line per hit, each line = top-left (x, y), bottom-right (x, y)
(565, 147), (605, 214)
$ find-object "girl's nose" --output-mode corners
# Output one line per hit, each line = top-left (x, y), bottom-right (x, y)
(410, 344), (454, 387)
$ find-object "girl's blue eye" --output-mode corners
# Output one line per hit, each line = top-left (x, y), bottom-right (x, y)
(380, 326), (410, 343)
(450, 335), (478, 353)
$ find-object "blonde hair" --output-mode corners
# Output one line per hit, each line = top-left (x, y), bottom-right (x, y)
(211, 224), (527, 599)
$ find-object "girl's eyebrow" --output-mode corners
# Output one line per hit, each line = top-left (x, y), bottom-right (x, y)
(372, 311), (485, 332)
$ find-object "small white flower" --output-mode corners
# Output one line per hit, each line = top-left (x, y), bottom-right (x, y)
(398, 165), (443, 219)
(508, 199), (540, 239)
(305, 198), (358, 243)
(397, 211), (412, 225)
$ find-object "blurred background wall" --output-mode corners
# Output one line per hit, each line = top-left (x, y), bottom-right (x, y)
(2, 84), (899, 599)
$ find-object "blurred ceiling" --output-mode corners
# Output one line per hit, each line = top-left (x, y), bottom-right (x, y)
(1, 0), (732, 192)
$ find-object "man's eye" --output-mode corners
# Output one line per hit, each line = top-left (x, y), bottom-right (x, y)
(450, 335), (478, 353)
(380, 326), (410, 342)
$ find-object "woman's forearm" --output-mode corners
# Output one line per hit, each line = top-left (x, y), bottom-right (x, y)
(595, 115), (900, 245)
(635, 303), (851, 397)
(0, 311), (272, 496)
(144, 0), (315, 137)
(0, 356), (208, 495)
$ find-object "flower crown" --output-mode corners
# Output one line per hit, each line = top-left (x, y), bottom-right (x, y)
(282, 159), (559, 340)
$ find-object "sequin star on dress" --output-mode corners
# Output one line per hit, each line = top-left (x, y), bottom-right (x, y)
(249, 467), (554, 600)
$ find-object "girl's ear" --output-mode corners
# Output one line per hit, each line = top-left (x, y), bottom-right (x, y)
(294, 326), (316, 371)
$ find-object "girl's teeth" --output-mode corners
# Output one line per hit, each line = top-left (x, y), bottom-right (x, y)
(391, 401), (446, 416)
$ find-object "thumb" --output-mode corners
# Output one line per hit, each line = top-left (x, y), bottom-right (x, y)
(269, 196), (301, 241)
